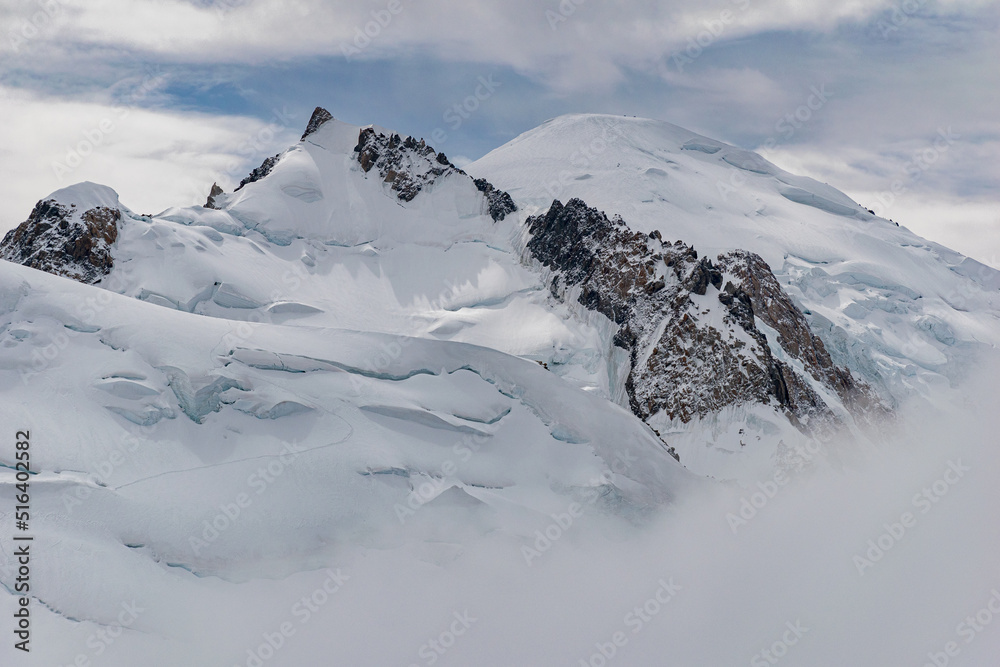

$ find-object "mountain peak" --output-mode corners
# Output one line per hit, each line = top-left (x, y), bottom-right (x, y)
(0, 182), (128, 284)
(301, 106), (334, 141)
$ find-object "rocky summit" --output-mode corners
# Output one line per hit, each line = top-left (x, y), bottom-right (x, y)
(525, 198), (888, 437)
(0, 194), (121, 284)
(354, 126), (466, 202)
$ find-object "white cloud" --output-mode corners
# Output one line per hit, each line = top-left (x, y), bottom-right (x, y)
(1, 0), (996, 266)
(0, 0), (922, 90)
(763, 137), (1000, 268)
(0, 84), (299, 232)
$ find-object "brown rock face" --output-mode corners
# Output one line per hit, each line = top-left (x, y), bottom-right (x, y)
(0, 199), (121, 284)
(525, 198), (888, 434)
(716, 250), (889, 424)
(301, 106), (333, 141)
(204, 183), (225, 209)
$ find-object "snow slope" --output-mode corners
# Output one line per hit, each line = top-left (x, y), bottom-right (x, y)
(78, 120), (618, 402)
(469, 114), (1000, 469)
(0, 110), (999, 666)
(0, 254), (693, 664)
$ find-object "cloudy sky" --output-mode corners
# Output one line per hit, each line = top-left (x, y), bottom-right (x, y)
(1, 0), (997, 265)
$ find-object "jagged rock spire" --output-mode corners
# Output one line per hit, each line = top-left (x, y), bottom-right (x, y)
(301, 107), (333, 141)
(204, 182), (224, 209)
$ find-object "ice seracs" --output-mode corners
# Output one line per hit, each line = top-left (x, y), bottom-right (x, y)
(3, 109), (999, 481)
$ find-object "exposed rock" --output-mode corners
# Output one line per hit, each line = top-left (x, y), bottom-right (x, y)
(204, 182), (224, 209)
(716, 250), (889, 424)
(525, 198), (887, 434)
(474, 178), (517, 221)
(235, 154), (281, 192)
(345, 123), (518, 217)
(0, 198), (121, 284)
(301, 106), (333, 141)
(354, 127), (464, 202)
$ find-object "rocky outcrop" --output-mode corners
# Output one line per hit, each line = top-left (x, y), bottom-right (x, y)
(235, 154), (281, 192)
(354, 127), (464, 202)
(301, 106), (333, 141)
(0, 199), (121, 284)
(353, 127), (517, 220)
(204, 182), (224, 209)
(715, 250), (888, 423)
(474, 178), (517, 221)
(525, 198), (887, 433)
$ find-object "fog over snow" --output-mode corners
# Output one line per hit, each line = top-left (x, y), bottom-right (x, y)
(0, 2), (998, 666)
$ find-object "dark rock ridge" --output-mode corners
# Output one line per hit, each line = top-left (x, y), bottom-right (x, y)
(474, 178), (517, 222)
(354, 127), (464, 202)
(353, 127), (517, 221)
(301, 106), (333, 141)
(525, 198), (887, 432)
(235, 154), (281, 192)
(202, 105), (518, 220)
(0, 198), (121, 284)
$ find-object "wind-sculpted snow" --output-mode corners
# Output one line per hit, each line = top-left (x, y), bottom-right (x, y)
(0, 256), (697, 654)
(2, 111), (996, 478)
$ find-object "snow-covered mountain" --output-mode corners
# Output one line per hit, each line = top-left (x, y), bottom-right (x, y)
(1, 108), (999, 665)
(7, 109), (995, 476)
(470, 114), (1000, 473)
